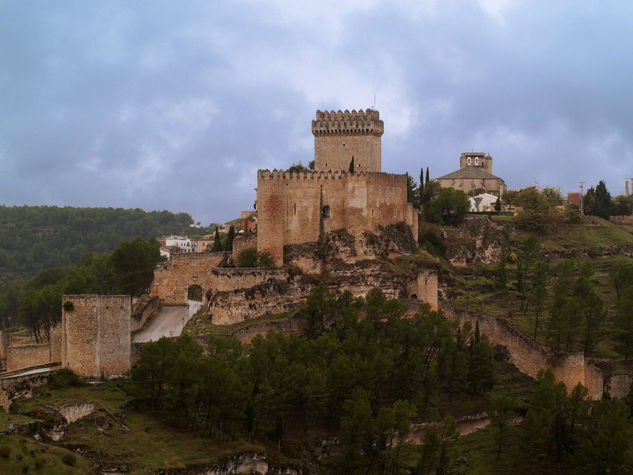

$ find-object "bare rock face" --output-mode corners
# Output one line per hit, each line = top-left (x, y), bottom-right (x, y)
(284, 222), (418, 273)
(443, 216), (509, 266)
(205, 225), (434, 326)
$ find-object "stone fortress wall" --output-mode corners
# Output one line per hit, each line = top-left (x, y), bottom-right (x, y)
(441, 305), (626, 399)
(256, 170), (417, 266)
(150, 252), (228, 305)
(62, 295), (131, 378)
(257, 109), (417, 267)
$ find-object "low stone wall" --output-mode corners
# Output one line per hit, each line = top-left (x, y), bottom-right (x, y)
(5, 326), (62, 372)
(131, 295), (160, 332)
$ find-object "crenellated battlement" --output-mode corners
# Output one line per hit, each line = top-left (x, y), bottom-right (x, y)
(312, 108), (383, 137)
(257, 169), (406, 183)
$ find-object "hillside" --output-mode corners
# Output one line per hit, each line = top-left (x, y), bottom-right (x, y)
(0, 206), (194, 283)
(445, 215), (633, 363)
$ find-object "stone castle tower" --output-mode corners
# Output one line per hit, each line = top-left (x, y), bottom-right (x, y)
(256, 109), (417, 266)
(312, 109), (383, 173)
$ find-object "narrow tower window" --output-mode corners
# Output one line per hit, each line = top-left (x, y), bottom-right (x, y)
(322, 205), (330, 218)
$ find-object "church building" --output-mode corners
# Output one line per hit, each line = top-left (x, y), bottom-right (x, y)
(436, 152), (507, 197)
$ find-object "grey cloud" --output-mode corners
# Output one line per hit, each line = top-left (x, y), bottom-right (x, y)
(2, 1), (633, 225)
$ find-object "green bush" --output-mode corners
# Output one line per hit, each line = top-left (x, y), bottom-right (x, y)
(61, 453), (76, 466)
(0, 444), (11, 458)
(47, 369), (83, 389)
(236, 248), (275, 268)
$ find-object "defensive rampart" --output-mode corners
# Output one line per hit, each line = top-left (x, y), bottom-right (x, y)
(256, 170), (412, 266)
(150, 252), (228, 305)
(442, 305), (606, 399)
(62, 295), (131, 378)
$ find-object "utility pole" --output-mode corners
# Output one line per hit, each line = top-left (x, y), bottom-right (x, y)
(579, 181), (586, 214)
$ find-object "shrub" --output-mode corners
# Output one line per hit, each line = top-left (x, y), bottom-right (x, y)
(236, 247), (258, 267)
(0, 444), (11, 458)
(236, 248), (275, 268)
(47, 369), (83, 389)
(61, 453), (76, 466)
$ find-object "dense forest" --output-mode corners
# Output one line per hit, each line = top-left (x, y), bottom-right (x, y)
(131, 285), (633, 473)
(0, 205), (194, 283)
(0, 237), (163, 333)
(132, 285), (497, 473)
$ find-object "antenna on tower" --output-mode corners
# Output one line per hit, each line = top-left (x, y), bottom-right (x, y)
(373, 92), (376, 110)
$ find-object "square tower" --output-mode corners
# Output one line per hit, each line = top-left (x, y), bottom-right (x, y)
(312, 109), (383, 173)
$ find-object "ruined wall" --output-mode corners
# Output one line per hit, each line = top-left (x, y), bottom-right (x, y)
(208, 268), (311, 325)
(131, 295), (160, 332)
(0, 370), (54, 411)
(416, 271), (438, 311)
(6, 344), (51, 372)
(62, 295), (131, 378)
(232, 232), (257, 262)
(256, 170), (411, 266)
(442, 306), (605, 399)
(0, 332), (6, 360)
(312, 109), (383, 173)
(49, 325), (62, 363)
(150, 252), (228, 305)
(605, 374), (633, 399)
(4, 325), (62, 372)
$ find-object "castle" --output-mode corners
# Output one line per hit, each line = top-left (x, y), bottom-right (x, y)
(256, 109), (418, 265)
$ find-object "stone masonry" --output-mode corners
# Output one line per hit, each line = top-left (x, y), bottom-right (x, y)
(257, 109), (417, 266)
(62, 295), (131, 378)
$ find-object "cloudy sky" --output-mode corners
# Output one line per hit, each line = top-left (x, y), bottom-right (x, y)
(2, 0), (633, 224)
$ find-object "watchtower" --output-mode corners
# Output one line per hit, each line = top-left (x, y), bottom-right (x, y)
(312, 109), (383, 173)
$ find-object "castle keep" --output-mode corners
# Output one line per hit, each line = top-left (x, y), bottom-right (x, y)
(257, 109), (418, 265)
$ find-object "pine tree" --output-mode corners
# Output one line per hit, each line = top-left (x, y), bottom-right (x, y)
(226, 225), (236, 251)
(211, 228), (222, 251)
(426, 167), (430, 184)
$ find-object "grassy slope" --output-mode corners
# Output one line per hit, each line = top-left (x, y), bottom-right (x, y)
(5, 381), (263, 474)
(450, 215), (633, 362)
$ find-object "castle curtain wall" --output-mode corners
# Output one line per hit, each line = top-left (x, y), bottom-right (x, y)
(257, 171), (410, 265)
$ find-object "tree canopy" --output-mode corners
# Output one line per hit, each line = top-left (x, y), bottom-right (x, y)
(0, 205), (193, 283)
